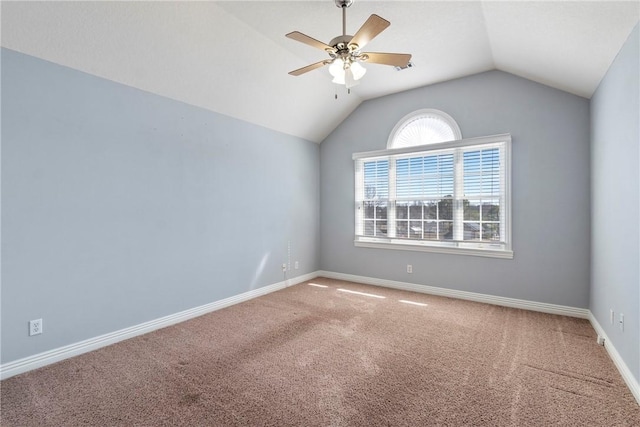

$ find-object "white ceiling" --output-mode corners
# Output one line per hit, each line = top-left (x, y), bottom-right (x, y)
(2, 1), (638, 143)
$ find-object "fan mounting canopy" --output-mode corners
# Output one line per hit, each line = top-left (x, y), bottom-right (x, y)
(335, 0), (354, 8)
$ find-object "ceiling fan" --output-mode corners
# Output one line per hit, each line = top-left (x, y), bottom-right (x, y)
(286, 0), (412, 89)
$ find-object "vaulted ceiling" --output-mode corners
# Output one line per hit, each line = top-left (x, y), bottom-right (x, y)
(2, 1), (638, 143)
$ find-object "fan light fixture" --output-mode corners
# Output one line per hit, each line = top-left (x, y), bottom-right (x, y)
(286, 0), (412, 92)
(329, 58), (367, 87)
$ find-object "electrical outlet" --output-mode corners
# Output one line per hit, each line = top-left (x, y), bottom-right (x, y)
(294, 261), (299, 270)
(407, 264), (413, 274)
(29, 319), (43, 336)
(610, 309), (614, 325)
(282, 263), (287, 272)
(619, 313), (624, 331)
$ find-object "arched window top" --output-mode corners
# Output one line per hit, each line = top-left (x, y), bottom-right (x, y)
(387, 109), (462, 149)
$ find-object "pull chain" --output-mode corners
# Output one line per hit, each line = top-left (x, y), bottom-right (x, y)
(334, 86), (353, 100)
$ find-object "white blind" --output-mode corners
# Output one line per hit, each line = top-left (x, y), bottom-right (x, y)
(363, 160), (389, 200)
(460, 145), (504, 242)
(396, 153), (454, 199)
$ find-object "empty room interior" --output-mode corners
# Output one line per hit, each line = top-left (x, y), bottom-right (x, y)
(1, 1), (639, 425)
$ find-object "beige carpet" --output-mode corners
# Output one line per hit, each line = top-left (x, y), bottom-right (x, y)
(1, 278), (638, 426)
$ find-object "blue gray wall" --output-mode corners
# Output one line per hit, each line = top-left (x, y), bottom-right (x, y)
(320, 70), (591, 308)
(1, 48), (320, 364)
(590, 23), (639, 384)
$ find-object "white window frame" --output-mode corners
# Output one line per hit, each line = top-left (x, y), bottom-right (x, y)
(353, 134), (513, 259)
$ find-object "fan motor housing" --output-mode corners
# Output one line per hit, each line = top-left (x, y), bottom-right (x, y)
(329, 35), (354, 50)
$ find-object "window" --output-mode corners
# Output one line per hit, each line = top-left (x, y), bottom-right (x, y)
(387, 109), (462, 148)
(353, 112), (512, 258)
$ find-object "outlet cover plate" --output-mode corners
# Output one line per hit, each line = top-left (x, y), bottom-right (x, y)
(29, 319), (43, 336)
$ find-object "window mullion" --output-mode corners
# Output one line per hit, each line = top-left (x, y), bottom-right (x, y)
(388, 158), (397, 238)
(453, 149), (464, 242)
(354, 160), (364, 236)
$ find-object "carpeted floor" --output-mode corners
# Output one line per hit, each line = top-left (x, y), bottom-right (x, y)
(1, 278), (638, 426)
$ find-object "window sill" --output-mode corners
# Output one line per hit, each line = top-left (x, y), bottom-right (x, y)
(354, 239), (514, 259)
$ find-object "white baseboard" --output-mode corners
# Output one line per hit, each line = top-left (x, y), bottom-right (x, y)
(317, 271), (590, 318)
(589, 313), (640, 405)
(0, 272), (318, 380)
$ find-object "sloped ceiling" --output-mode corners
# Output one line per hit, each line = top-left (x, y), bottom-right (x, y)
(2, 1), (638, 143)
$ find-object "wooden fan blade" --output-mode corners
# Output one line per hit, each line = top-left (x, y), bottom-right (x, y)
(349, 14), (390, 50)
(286, 31), (334, 52)
(288, 60), (329, 76)
(362, 52), (412, 67)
